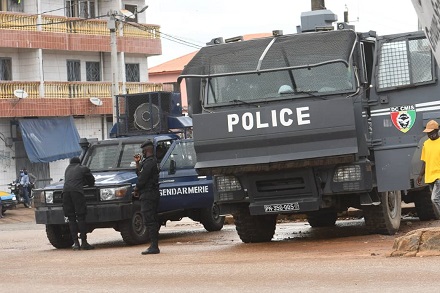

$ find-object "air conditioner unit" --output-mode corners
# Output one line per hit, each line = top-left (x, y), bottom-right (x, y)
(115, 91), (182, 136)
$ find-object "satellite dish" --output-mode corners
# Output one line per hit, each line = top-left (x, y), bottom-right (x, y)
(134, 103), (160, 130)
(89, 97), (103, 106)
(120, 9), (135, 19)
(14, 89), (28, 99)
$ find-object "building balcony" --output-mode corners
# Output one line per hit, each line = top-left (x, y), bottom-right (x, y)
(0, 81), (172, 118)
(0, 11), (161, 55)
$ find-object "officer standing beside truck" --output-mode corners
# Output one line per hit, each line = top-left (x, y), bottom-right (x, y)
(417, 120), (440, 217)
(134, 140), (161, 255)
(62, 157), (95, 250)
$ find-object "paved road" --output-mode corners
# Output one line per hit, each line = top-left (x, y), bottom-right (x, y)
(1, 206), (440, 292)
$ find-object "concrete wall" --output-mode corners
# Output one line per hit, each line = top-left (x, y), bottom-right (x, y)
(38, 0), (65, 16)
(24, 1), (150, 25)
(18, 49), (40, 81)
(43, 50), (102, 81)
(0, 49), (40, 81)
(101, 52), (148, 83)
(0, 119), (16, 191)
(125, 54), (148, 82)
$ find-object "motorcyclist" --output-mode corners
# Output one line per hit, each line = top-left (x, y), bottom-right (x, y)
(19, 170), (32, 208)
(23, 168), (36, 192)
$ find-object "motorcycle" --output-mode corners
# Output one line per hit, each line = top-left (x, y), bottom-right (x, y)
(8, 180), (34, 206)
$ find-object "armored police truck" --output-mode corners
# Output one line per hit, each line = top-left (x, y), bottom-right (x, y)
(34, 92), (224, 248)
(179, 10), (440, 243)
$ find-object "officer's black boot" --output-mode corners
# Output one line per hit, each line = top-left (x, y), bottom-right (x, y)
(141, 226), (160, 255)
(78, 220), (94, 250)
(68, 221), (80, 250)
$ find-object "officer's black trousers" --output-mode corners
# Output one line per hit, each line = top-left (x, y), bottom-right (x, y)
(63, 191), (87, 240)
(140, 190), (160, 244)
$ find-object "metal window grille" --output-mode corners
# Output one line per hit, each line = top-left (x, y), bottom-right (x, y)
(0, 58), (12, 80)
(125, 63), (140, 82)
(86, 61), (100, 81)
(409, 39), (433, 84)
(377, 41), (410, 89)
(377, 38), (432, 90)
(65, 0), (95, 18)
(7, 0), (24, 12)
(67, 60), (81, 81)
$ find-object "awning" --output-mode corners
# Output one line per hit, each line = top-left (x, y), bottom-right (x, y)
(18, 116), (81, 163)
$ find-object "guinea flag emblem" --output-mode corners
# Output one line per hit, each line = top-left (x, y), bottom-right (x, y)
(390, 105), (416, 133)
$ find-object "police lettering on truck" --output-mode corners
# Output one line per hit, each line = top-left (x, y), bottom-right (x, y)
(227, 107), (311, 132)
(160, 185), (209, 196)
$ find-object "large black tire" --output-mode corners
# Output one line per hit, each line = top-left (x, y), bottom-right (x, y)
(46, 224), (74, 249)
(414, 188), (440, 221)
(200, 203), (225, 232)
(233, 206), (277, 243)
(363, 190), (401, 235)
(120, 211), (150, 245)
(306, 209), (337, 227)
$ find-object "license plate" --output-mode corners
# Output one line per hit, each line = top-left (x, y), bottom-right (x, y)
(264, 202), (299, 213)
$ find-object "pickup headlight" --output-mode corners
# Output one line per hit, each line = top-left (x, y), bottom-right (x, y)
(100, 186), (129, 201)
(45, 191), (54, 204)
(216, 176), (242, 192)
(333, 165), (361, 182)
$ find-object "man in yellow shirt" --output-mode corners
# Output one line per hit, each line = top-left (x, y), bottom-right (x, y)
(417, 119), (440, 217)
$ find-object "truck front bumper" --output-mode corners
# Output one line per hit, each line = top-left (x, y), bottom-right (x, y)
(35, 203), (136, 225)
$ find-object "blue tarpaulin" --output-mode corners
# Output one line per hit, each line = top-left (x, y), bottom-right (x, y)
(18, 116), (81, 163)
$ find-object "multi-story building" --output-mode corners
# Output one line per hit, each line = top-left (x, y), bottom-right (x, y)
(0, 0), (163, 189)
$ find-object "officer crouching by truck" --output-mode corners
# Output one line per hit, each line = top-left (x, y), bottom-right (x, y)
(134, 140), (160, 255)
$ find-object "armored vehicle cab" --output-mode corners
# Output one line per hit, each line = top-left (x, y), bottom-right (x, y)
(180, 10), (440, 243)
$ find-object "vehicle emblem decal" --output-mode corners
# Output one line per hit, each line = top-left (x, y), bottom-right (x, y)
(390, 105), (416, 133)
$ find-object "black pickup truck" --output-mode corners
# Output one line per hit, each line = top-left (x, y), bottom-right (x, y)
(33, 134), (224, 248)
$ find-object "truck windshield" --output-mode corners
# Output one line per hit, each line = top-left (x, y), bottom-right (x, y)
(84, 143), (140, 170)
(206, 62), (355, 105)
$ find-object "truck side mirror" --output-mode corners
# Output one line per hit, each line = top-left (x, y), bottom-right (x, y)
(168, 159), (176, 175)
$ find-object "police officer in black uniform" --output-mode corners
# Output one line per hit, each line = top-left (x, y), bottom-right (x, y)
(134, 140), (160, 255)
(62, 156), (95, 250)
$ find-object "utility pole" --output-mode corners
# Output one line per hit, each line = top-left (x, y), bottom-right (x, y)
(311, 0), (325, 11)
(107, 5), (149, 125)
(108, 11), (119, 124)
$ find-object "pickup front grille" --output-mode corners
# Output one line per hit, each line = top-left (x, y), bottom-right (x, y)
(53, 188), (99, 204)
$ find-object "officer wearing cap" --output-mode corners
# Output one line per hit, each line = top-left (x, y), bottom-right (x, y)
(417, 119), (440, 218)
(134, 139), (160, 255)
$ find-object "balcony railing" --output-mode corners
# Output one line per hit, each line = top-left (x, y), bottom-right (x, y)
(0, 81), (168, 99)
(0, 12), (160, 39)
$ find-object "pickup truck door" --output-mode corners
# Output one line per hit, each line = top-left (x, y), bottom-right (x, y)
(158, 139), (213, 212)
